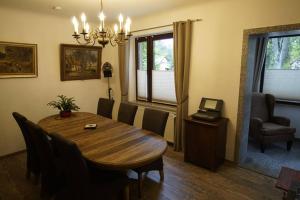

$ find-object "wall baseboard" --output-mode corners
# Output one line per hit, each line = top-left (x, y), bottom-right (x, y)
(0, 149), (26, 160)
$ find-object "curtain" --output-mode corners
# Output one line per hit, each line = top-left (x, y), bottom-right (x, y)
(173, 20), (192, 152)
(118, 42), (130, 102)
(252, 35), (268, 92)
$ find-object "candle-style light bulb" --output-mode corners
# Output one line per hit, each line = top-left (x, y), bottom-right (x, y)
(72, 16), (79, 34)
(125, 17), (131, 34)
(81, 13), (87, 31)
(85, 23), (90, 34)
(99, 11), (105, 21)
(98, 12), (105, 31)
(119, 14), (124, 31)
(114, 24), (118, 34)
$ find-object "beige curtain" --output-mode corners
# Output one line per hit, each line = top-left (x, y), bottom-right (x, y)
(173, 20), (192, 152)
(118, 42), (130, 102)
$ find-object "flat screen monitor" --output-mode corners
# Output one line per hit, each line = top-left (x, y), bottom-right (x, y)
(199, 98), (223, 112)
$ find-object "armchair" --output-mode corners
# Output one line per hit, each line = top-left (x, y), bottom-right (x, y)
(249, 93), (295, 153)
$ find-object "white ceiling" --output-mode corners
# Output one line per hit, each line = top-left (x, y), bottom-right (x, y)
(0, 0), (201, 22)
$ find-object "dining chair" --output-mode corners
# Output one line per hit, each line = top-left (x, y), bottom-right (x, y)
(134, 108), (169, 198)
(97, 98), (115, 119)
(50, 133), (129, 200)
(25, 120), (63, 198)
(12, 112), (40, 182)
(117, 103), (138, 125)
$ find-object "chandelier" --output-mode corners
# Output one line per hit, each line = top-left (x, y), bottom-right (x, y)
(71, 0), (132, 47)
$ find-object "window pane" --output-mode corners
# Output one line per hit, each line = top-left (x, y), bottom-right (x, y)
(263, 36), (300, 101)
(137, 41), (148, 99)
(152, 38), (176, 103)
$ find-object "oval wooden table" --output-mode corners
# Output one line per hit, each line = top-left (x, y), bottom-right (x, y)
(38, 112), (168, 170)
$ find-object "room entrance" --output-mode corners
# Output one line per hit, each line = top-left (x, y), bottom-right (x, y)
(236, 23), (300, 177)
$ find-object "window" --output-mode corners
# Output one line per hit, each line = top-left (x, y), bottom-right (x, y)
(261, 35), (300, 102)
(135, 33), (176, 105)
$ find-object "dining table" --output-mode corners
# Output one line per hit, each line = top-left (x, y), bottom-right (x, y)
(38, 112), (168, 170)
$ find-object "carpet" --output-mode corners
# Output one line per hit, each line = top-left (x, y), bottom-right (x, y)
(241, 139), (300, 178)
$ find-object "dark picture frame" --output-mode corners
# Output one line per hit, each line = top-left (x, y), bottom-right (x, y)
(60, 44), (102, 81)
(0, 41), (38, 78)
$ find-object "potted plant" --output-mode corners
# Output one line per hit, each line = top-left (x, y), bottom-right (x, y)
(47, 95), (80, 118)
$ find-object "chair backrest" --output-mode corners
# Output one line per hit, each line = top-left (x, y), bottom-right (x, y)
(12, 112), (31, 151)
(50, 133), (90, 191)
(97, 98), (115, 119)
(25, 120), (56, 173)
(142, 108), (169, 136)
(117, 103), (138, 125)
(12, 112), (40, 173)
(251, 93), (275, 122)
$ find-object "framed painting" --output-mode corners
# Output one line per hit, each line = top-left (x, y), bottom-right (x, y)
(0, 41), (38, 78)
(60, 44), (102, 81)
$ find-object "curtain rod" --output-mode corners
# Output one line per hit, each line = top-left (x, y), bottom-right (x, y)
(131, 19), (202, 34)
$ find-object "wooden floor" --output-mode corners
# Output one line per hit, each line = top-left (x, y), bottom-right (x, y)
(0, 146), (282, 200)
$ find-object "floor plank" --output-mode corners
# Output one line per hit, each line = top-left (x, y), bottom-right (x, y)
(0, 146), (282, 200)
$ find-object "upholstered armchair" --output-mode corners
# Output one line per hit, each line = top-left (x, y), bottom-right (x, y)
(249, 93), (295, 153)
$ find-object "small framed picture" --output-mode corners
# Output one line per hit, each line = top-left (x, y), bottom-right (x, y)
(0, 41), (38, 78)
(60, 44), (102, 81)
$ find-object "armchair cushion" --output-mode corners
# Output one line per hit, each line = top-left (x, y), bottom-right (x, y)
(261, 122), (296, 136)
(271, 116), (290, 126)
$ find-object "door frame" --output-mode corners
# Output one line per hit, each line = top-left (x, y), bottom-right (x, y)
(235, 23), (300, 163)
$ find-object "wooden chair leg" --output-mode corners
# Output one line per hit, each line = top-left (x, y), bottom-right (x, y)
(138, 172), (142, 198)
(287, 141), (293, 151)
(33, 173), (40, 185)
(26, 169), (30, 180)
(159, 170), (164, 181)
(260, 143), (265, 153)
(123, 185), (130, 200)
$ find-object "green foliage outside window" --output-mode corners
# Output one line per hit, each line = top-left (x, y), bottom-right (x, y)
(138, 42), (147, 71)
(154, 39), (174, 71)
(138, 38), (174, 71)
(265, 36), (300, 70)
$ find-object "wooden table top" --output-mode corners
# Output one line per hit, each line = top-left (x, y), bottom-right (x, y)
(38, 112), (168, 170)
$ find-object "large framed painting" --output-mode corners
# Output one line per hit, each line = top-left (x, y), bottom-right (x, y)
(0, 41), (38, 78)
(60, 44), (102, 81)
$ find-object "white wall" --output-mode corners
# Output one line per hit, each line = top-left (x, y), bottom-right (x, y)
(0, 7), (119, 156)
(123, 0), (300, 161)
(1, 0), (300, 161)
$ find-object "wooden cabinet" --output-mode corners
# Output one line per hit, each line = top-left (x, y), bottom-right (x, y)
(184, 116), (228, 171)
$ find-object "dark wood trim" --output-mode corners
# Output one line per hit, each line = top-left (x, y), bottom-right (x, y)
(269, 34), (300, 39)
(135, 38), (139, 102)
(147, 36), (153, 102)
(135, 32), (174, 103)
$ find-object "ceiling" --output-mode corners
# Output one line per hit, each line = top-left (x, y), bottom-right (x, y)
(0, 0), (201, 22)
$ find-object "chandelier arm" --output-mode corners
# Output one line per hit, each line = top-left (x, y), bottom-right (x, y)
(109, 39), (117, 47)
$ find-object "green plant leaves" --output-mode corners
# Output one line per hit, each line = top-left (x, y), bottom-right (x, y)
(47, 95), (80, 112)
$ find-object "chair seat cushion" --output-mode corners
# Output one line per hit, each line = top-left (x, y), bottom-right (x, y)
(262, 123), (296, 136)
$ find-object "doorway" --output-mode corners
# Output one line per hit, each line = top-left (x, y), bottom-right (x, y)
(235, 23), (300, 177)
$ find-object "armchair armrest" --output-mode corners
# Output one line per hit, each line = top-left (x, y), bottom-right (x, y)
(249, 117), (263, 137)
(271, 116), (290, 126)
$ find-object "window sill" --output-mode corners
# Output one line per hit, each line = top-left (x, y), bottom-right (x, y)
(127, 100), (177, 113)
(276, 99), (300, 106)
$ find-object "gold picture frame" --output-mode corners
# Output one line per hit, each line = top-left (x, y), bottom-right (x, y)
(60, 44), (102, 81)
(0, 41), (38, 78)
